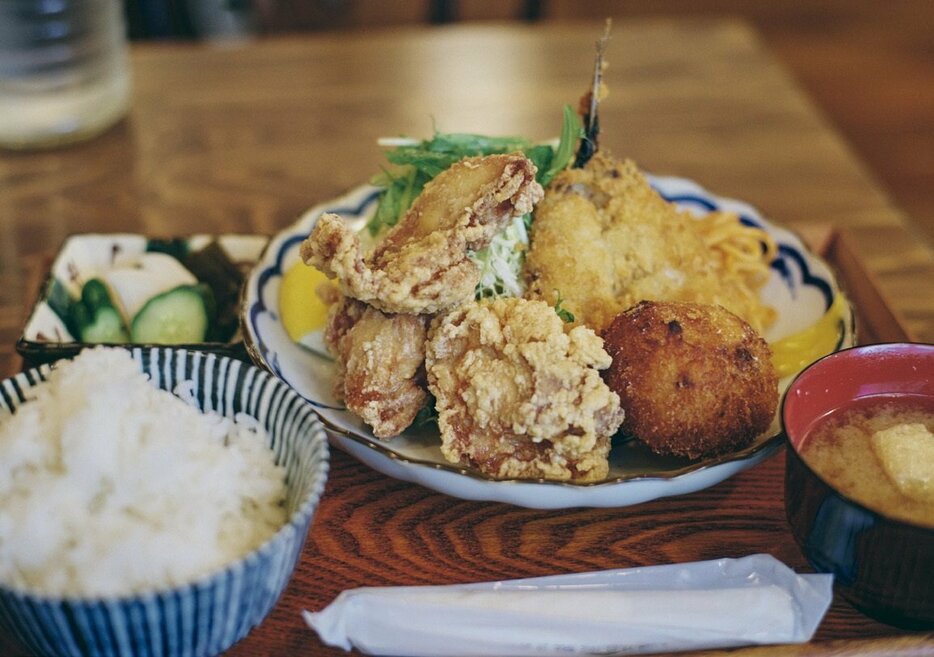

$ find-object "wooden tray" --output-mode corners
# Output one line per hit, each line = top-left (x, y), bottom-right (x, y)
(3, 229), (930, 657)
(224, 224), (931, 656)
(792, 223), (913, 345)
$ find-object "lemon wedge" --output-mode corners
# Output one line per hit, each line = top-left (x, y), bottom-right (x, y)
(279, 262), (331, 342)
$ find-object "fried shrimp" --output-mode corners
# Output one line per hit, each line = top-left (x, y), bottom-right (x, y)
(301, 153), (543, 315)
(601, 301), (778, 459)
(426, 297), (624, 482)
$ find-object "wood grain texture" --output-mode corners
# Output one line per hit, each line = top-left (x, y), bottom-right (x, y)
(0, 19), (932, 656)
(231, 450), (925, 656)
(690, 633), (934, 657)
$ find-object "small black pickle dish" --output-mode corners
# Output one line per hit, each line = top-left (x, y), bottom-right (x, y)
(16, 234), (268, 369)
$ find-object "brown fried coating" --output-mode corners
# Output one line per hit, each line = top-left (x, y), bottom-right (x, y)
(324, 295), (429, 439)
(524, 151), (775, 334)
(302, 152), (543, 315)
(601, 300), (778, 459)
(426, 298), (624, 482)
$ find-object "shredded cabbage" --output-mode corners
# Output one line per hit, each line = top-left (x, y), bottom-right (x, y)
(471, 214), (530, 299)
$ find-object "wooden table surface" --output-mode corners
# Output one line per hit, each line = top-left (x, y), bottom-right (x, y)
(1, 18), (932, 657)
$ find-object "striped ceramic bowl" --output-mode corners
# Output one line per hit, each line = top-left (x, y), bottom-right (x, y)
(0, 348), (329, 657)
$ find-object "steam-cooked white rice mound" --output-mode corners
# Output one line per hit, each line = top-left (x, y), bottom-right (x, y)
(0, 348), (287, 597)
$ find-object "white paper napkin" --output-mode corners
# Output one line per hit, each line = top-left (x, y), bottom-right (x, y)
(303, 554), (833, 656)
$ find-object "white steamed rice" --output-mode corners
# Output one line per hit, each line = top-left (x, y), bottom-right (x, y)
(0, 347), (288, 597)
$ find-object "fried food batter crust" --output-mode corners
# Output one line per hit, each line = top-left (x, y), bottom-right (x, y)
(525, 151), (772, 333)
(302, 153), (543, 315)
(324, 295), (428, 439)
(601, 300), (778, 459)
(426, 298), (624, 482)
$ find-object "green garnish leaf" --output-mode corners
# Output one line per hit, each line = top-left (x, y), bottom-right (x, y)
(553, 290), (575, 323)
(412, 394), (438, 428)
(366, 108), (578, 236)
(541, 105), (583, 186)
(369, 166), (423, 234)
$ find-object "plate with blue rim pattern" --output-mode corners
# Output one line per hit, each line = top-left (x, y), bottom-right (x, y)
(242, 176), (855, 509)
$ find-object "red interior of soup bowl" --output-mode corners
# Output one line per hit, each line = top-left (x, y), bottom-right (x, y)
(783, 342), (934, 452)
(782, 341), (934, 630)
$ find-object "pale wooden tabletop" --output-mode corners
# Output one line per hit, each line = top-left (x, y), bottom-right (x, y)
(0, 18), (931, 657)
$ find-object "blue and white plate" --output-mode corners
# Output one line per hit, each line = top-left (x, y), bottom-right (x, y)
(242, 178), (854, 509)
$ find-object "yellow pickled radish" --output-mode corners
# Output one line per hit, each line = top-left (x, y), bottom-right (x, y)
(770, 293), (848, 378)
(279, 262), (331, 341)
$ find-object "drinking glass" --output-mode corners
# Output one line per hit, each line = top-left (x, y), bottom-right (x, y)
(0, 0), (132, 149)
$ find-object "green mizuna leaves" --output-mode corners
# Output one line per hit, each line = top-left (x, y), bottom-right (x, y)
(367, 106), (582, 236)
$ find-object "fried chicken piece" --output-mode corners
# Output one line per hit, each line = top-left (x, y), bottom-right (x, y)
(601, 301), (778, 459)
(324, 295), (429, 439)
(524, 151), (775, 334)
(302, 153), (544, 315)
(426, 298), (624, 482)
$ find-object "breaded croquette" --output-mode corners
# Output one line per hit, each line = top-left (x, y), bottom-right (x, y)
(601, 300), (778, 459)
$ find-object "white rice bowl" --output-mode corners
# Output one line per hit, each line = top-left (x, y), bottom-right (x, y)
(0, 347), (287, 597)
(0, 347), (329, 657)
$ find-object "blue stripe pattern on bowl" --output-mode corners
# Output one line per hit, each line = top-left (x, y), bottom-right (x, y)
(0, 347), (329, 657)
